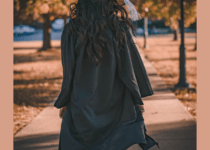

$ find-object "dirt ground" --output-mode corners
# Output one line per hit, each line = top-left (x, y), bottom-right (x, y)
(135, 33), (197, 121)
(13, 41), (63, 135)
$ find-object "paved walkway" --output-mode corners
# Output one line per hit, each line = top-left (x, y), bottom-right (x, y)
(14, 43), (196, 150)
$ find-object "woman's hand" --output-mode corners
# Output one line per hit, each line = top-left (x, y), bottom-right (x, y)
(139, 105), (145, 113)
(59, 106), (67, 118)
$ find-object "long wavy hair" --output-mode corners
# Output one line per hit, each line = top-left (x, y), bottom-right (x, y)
(68, 0), (136, 66)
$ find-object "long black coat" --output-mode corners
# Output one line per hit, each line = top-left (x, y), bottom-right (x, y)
(54, 21), (159, 150)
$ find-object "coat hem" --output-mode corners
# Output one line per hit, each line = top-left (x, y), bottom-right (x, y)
(58, 105), (159, 150)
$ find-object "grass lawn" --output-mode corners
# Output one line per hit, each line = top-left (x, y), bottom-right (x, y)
(13, 41), (63, 135)
(135, 33), (197, 121)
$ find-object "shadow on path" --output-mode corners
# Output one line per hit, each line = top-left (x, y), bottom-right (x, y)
(14, 132), (60, 150)
(14, 119), (196, 150)
(14, 53), (61, 64)
(14, 46), (61, 50)
(146, 120), (196, 150)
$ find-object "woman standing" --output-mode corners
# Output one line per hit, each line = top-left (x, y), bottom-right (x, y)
(54, 0), (159, 149)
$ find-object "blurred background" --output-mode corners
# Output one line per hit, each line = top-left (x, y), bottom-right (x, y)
(13, 0), (197, 136)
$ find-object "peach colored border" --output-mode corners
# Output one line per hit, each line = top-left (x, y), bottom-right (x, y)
(0, 0), (207, 149)
(197, 0), (210, 150)
(0, 0), (13, 149)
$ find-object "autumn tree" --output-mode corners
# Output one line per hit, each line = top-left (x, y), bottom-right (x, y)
(138, 0), (196, 40)
(14, 0), (76, 50)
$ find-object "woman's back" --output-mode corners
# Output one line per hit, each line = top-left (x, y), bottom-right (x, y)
(54, 20), (154, 144)
(54, 0), (159, 149)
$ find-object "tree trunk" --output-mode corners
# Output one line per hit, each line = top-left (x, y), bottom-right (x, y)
(170, 17), (179, 41)
(173, 20), (179, 41)
(64, 16), (67, 26)
(194, 18), (197, 51)
(173, 28), (178, 41)
(194, 31), (197, 51)
(194, 41), (197, 50)
(41, 14), (51, 50)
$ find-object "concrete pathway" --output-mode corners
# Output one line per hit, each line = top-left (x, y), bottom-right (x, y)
(14, 44), (196, 150)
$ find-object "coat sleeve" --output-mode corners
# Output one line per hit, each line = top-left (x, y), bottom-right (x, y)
(116, 28), (153, 105)
(54, 24), (76, 108)
(125, 29), (154, 98)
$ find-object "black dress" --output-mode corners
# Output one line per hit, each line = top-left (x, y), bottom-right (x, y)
(54, 21), (159, 150)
